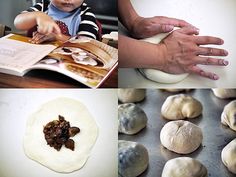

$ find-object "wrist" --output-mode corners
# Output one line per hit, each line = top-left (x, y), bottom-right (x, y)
(129, 16), (144, 36)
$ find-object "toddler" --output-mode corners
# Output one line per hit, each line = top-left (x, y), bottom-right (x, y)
(14, 0), (99, 43)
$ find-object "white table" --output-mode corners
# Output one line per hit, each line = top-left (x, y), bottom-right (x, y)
(119, 0), (236, 88)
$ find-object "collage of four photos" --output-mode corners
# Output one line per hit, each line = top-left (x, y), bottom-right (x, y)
(0, 0), (236, 177)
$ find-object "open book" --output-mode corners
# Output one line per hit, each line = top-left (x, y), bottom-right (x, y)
(0, 34), (118, 88)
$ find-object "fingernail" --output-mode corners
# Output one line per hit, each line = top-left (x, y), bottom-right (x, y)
(165, 25), (174, 31)
(213, 74), (219, 80)
(220, 39), (224, 44)
(223, 60), (229, 65)
(224, 50), (228, 56)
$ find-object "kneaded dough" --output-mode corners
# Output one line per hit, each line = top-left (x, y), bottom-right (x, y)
(161, 94), (202, 120)
(221, 100), (236, 131)
(221, 138), (236, 174)
(118, 89), (146, 103)
(212, 89), (236, 99)
(138, 69), (189, 84)
(24, 97), (98, 173)
(162, 157), (208, 177)
(160, 120), (203, 154)
(138, 30), (189, 84)
(118, 140), (149, 177)
(118, 103), (147, 135)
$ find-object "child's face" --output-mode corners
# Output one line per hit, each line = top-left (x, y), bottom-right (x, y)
(51, 0), (84, 12)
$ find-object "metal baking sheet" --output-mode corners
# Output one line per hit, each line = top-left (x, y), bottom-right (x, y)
(119, 89), (236, 177)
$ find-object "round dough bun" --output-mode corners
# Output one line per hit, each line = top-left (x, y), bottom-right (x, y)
(118, 103), (147, 135)
(212, 89), (236, 99)
(160, 120), (203, 154)
(24, 97), (98, 173)
(162, 157), (208, 177)
(221, 100), (236, 131)
(118, 140), (149, 177)
(221, 138), (236, 174)
(161, 94), (202, 120)
(118, 89), (146, 103)
(138, 31), (189, 84)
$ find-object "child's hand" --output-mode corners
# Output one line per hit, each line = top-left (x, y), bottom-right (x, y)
(30, 31), (56, 44)
(36, 13), (61, 35)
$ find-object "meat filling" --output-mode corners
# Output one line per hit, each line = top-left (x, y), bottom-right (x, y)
(43, 115), (80, 151)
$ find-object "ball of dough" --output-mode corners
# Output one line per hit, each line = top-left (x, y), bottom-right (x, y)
(138, 68), (189, 84)
(212, 89), (236, 99)
(118, 103), (147, 135)
(162, 157), (208, 177)
(221, 100), (236, 131)
(118, 140), (149, 177)
(221, 138), (236, 174)
(161, 94), (202, 120)
(160, 120), (203, 154)
(118, 89), (146, 103)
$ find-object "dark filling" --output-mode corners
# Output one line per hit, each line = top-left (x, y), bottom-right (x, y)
(62, 47), (72, 53)
(43, 115), (80, 151)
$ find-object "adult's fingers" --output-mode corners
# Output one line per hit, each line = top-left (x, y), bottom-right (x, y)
(197, 47), (228, 56)
(193, 36), (224, 45)
(194, 56), (229, 66)
(189, 65), (219, 80)
(160, 16), (194, 28)
(176, 27), (199, 35)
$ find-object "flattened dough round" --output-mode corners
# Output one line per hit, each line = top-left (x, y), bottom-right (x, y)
(118, 103), (147, 135)
(221, 138), (236, 174)
(118, 140), (149, 177)
(161, 94), (202, 120)
(221, 100), (236, 131)
(118, 89), (146, 103)
(160, 120), (203, 154)
(212, 89), (236, 99)
(138, 31), (189, 84)
(24, 97), (98, 173)
(162, 157), (208, 177)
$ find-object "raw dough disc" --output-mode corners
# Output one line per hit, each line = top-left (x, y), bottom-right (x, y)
(161, 157), (208, 177)
(160, 120), (203, 154)
(24, 97), (98, 173)
(221, 100), (236, 131)
(221, 138), (236, 174)
(118, 140), (149, 177)
(138, 31), (189, 84)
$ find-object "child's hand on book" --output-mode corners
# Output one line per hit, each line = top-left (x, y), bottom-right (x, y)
(30, 32), (56, 44)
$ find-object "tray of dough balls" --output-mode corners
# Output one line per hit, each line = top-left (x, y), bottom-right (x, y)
(118, 88), (236, 177)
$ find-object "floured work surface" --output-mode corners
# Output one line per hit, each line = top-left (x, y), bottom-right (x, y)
(119, 89), (236, 177)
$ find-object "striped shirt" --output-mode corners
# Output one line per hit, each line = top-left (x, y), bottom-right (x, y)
(24, 0), (99, 39)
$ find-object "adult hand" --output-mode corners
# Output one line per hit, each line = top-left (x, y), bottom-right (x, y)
(131, 16), (196, 39)
(159, 27), (229, 80)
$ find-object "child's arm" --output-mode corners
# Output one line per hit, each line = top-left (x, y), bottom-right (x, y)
(78, 4), (99, 40)
(14, 12), (61, 35)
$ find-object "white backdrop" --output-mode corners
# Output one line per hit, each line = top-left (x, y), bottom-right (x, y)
(119, 0), (236, 88)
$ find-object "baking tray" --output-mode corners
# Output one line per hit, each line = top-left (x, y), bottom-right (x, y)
(118, 89), (236, 177)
